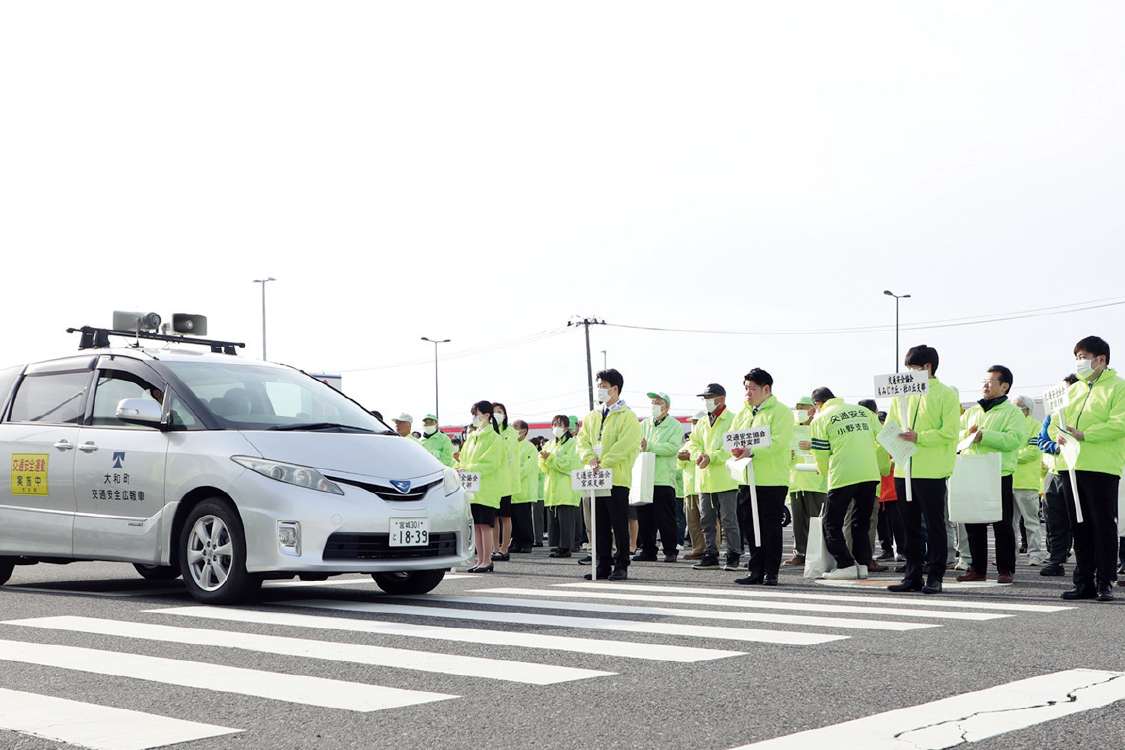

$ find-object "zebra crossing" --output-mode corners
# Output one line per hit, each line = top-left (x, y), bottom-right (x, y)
(0, 578), (1078, 749)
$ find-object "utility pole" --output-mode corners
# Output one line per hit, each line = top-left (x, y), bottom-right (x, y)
(567, 317), (605, 411)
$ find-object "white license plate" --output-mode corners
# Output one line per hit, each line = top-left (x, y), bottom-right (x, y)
(389, 518), (430, 547)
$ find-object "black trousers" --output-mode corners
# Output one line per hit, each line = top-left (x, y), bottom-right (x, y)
(637, 485), (679, 556)
(595, 485), (631, 571)
(510, 502), (535, 551)
(896, 477), (949, 584)
(1043, 472), (1073, 566)
(966, 474), (1016, 576)
(547, 505), (579, 552)
(823, 481), (879, 568)
(1062, 469), (1120, 589)
(738, 484), (788, 578)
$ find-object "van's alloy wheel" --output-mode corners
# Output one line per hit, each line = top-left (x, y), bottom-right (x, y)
(178, 499), (261, 604)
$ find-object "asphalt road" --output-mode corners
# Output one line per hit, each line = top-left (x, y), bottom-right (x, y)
(0, 547), (1123, 750)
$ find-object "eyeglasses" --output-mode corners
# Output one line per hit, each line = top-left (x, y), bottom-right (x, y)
(982, 379), (1001, 386)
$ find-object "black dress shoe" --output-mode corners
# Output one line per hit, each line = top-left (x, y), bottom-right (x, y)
(608, 568), (628, 581)
(467, 564), (494, 573)
(549, 549), (572, 558)
(583, 568), (612, 580)
(763, 574), (778, 586)
(490, 552), (509, 562)
(1096, 586), (1115, 602)
(922, 580), (943, 595)
(662, 554), (678, 563)
(894, 565), (907, 573)
(1061, 586), (1097, 600)
(578, 556), (592, 564)
(734, 574), (764, 585)
(632, 553), (658, 562)
(1039, 563), (1065, 577)
(887, 580), (923, 592)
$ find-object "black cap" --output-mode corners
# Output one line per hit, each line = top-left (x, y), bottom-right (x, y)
(697, 383), (726, 397)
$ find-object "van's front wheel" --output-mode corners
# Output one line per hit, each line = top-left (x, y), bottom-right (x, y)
(133, 563), (181, 581)
(179, 499), (261, 604)
(0, 557), (14, 586)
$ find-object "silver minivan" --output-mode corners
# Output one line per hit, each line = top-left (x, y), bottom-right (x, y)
(0, 327), (470, 603)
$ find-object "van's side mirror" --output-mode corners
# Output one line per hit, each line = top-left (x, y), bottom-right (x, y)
(116, 398), (164, 428)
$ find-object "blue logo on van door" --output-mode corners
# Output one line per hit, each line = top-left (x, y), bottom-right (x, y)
(390, 480), (411, 493)
(112, 452), (126, 468)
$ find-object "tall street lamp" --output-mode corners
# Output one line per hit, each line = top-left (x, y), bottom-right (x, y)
(883, 290), (910, 372)
(253, 277), (276, 360)
(421, 337), (450, 425)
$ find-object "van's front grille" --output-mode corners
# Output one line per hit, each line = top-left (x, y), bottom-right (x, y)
(325, 476), (440, 503)
(322, 532), (457, 560)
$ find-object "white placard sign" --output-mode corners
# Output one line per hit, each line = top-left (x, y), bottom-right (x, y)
(790, 424), (810, 452)
(571, 468), (612, 492)
(457, 471), (481, 493)
(723, 426), (772, 451)
(1043, 382), (1071, 414)
(877, 418), (918, 466)
(874, 370), (930, 398)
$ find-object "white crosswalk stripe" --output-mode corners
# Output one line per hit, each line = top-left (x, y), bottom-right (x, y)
(0, 638), (455, 712)
(278, 598), (850, 645)
(152, 604), (746, 662)
(3, 615), (614, 685)
(0, 688), (240, 750)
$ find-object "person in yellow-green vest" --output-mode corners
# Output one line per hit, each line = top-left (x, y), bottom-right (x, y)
(455, 401), (506, 573)
(1011, 395), (1045, 566)
(1057, 336), (1125, 602)
(957, 365), (1026, 585)
(540, 415), (583, 558)
(811, 387), (884, 580)
(1037, 374), (1079, 577)
(785, 395), (826, 567)
(729, 369), (793, 586)
(489, 402), (518, 562)
(576, 369), (642, 581)
(678, 412), (706, 558)
(886, 344), (961, 595)
(510, 420), (539, 554)
(689, 383), (743, 572)
(420, 414), (454, 467)
(392, 413), (418, 441)
(634, 391), (684, 563)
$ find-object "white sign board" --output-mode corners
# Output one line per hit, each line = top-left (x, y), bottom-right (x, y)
(457, 471), (481, 493)
(874, 370), (930, 398)
(877, 418), (918, 466)
(723, 426), (772, 451)
(571, 468), (612, 492)
(790, 424), (810, 452)
(1043, 382), (1071, 414)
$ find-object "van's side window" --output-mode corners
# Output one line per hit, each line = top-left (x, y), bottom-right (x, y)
(90, 371), (163, 427)
(8, 372), (90, 424)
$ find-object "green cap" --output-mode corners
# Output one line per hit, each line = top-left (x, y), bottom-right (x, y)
(795, 396), (814, 407)
(568, 416), (579, 429)
(646, 391), (671, 406)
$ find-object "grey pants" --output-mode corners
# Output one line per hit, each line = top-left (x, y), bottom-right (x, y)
(700, 489), (742, 558)
(547, 505), (580, 552)
(790, 490), (827, 557)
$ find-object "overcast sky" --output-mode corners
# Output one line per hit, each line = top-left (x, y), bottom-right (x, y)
(3, 2), (1123, 426)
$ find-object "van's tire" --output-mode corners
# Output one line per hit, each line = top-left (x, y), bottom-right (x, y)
(178, 498), (261, 604)
(132, 563), (182, 581)
(0, 557), (14, 586)
(371, 569), (445, 595)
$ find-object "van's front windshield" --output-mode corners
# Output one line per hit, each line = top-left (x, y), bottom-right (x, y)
(164, 362), (390, 432)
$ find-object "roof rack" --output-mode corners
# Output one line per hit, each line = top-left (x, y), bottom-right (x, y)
(67, 326), (246, 355)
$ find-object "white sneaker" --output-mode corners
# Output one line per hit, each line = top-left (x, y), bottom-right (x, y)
(858, 564), (869, 579)
(1029, 558), (1043, 566)
(822, 565), (860, 580)
(953, 559), (970, 571)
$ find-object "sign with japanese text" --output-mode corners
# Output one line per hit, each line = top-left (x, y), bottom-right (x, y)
(457, 471), (481, 493)
(11, 454), (48, 496)
(874, 370), (930, 398)
(723, 427), (772, 451)
(571, 468), (612, 491)
(1043, 382), (1071, 414)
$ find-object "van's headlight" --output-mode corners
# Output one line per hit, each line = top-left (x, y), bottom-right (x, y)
(442, 466), (461, 496)
(232, 456), (344, 495)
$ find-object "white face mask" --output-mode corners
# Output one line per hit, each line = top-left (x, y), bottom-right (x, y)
(552, 426), (566, 438)
(596, 387), (611, 403)
(472, 414), (486, 428)
(704, 398), (718, 413)
(1076, 357), (1097, 380)
(494, 412), (505, 423)
(651, 404), (665, 418)
(423, 425), (437, 436)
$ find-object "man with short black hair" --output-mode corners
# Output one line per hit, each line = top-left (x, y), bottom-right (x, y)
(786, 395), (826, 566)
(957, 365), (1025, 584)
(576, 369), (642, 581)
(510, 420), (539, 553)
(1057, 336), (1125, 601)
(886, 344), (960, 595)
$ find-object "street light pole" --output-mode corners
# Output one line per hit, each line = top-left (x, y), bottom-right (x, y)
(421, 337), (450, 425)
(253, 277), (276, 360)
(883, 290), (911, 372)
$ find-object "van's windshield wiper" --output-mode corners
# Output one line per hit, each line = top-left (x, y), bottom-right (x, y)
(268, 422), (375, 433)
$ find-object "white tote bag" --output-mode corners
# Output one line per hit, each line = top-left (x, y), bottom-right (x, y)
(803, 516), (834, 579)
(948, 452), (1002, 524)
(629, 452), (655, 506)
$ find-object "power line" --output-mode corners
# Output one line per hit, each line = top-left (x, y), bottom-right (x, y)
(335, 327), (571, 373)
(604, 297), (1125, 337)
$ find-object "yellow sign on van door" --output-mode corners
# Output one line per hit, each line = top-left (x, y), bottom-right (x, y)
(11, 454), (48, 496)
